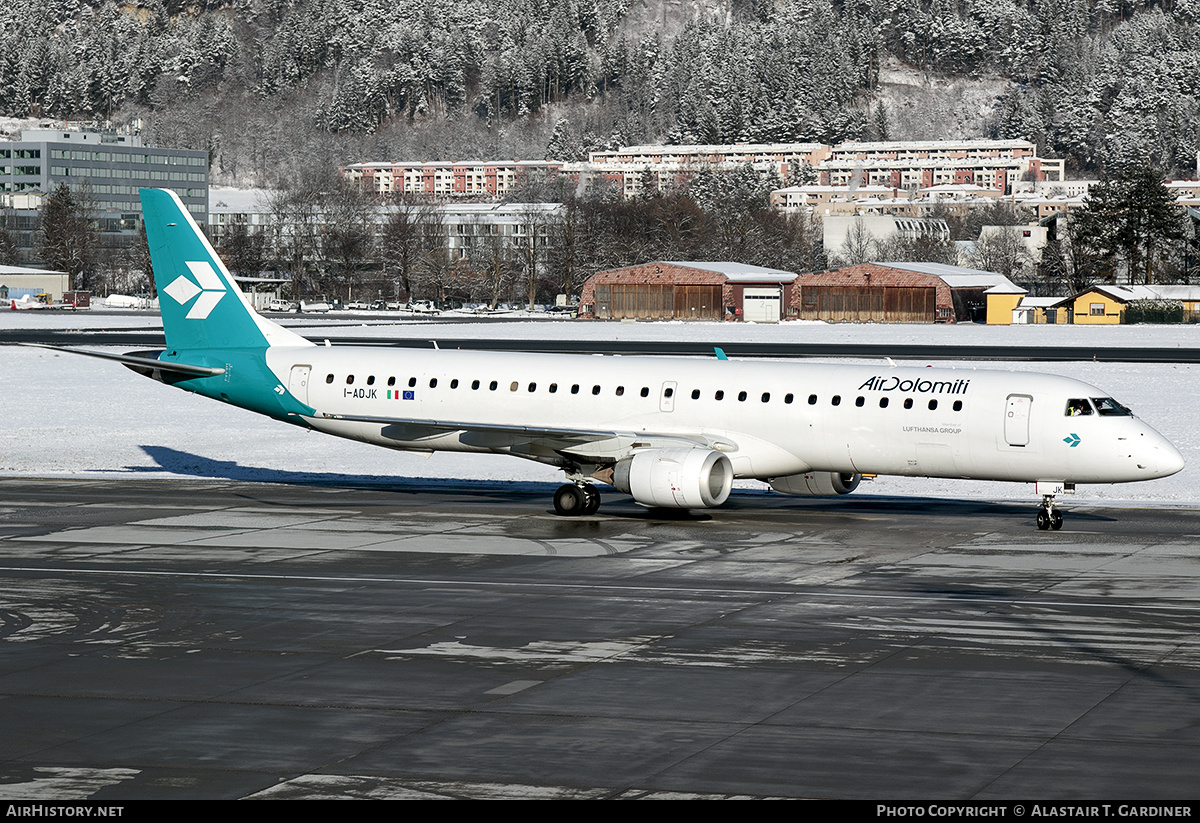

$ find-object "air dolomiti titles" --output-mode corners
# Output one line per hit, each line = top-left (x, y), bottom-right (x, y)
(858, 375), (971, 394)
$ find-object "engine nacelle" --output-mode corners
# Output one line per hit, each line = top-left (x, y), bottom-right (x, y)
(612, 448), (733, 509)
(769, 471), (861, 497)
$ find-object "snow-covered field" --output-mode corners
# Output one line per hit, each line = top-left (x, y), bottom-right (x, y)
(3, 310), (1198, 506)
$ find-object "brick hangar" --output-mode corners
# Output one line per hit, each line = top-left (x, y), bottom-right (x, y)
(578, 261), (1020, 323)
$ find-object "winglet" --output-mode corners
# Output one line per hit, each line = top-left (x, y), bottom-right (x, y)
(714, 347), (728, 361)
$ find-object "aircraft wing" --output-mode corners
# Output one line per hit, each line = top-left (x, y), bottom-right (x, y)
(310, 410), (736, 462)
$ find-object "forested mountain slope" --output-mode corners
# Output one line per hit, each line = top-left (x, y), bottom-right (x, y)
(3, 0), (1198, 185)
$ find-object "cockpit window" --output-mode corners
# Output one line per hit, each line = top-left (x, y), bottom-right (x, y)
(1065, 399), (1093, 416)
(1091, 397), (1132, 416)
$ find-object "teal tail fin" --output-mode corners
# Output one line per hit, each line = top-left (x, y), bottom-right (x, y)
(140, 188), (310, 352)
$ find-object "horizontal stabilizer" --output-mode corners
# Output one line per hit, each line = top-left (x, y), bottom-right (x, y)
(23, 343), (226, 377)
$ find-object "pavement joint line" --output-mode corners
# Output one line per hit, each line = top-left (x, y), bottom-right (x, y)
(1, 565), (1199, 612)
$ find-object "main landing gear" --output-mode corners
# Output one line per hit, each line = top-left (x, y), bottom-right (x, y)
(1036, 494), (1064, 531)
(553, 483), (601, 516)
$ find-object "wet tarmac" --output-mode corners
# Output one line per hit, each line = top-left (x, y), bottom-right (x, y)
(1, 478), (1198, 799)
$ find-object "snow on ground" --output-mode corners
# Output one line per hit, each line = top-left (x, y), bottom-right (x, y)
(11, 307), (1200, 348)
(2, 310), (1198, 506)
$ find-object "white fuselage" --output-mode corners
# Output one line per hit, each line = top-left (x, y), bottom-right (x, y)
(263, 346), (1183, 486)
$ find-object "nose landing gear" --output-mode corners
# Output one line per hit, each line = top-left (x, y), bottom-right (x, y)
(1036, 494), (1064, 530)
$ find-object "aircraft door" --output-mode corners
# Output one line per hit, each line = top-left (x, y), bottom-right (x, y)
(289, 365), (311, 405)
(1004, 394), (1032, 447)
(660, 381), (677, 413)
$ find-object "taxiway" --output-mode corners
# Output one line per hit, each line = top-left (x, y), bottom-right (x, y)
(1, 478), (1198, 799)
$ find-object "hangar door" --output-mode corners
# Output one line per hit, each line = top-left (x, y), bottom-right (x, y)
(594, 284), (722, 320)
(799, 286), (935, 323)
(743, 287), (782, 323)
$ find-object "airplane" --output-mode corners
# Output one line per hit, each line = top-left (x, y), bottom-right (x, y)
(37, 189), (1185, 529)
(9, 294), (51, 310)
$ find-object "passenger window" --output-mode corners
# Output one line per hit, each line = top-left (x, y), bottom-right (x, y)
(738, 391), (747, 402)
(690, 389), (699, 400)
(664, 387), (674, 398)
(1065, 399), (1094, 416)
(928, 399), (937, 411)
(511, 382), (519, 392)
(715, 390), (724, 400)
(489, 381), (498, 391)
(831, 395), (841, 406)
(549, 383), (557, 393)
(325, 374), (334, 384)
(808, 394), (817, 405)
(615, 386), (624, 396)
(761, 392), (770, 403)
(387, 376), (396, 386)
(429, 378), (437, 388)
(903, 398), (913, 409)
(571, 384), (580, 394)
(592, 385), (601, 395)
(855, 396), (864, 407)
(346, 375), (354, 385)
(367, 375), (375, 385)
(471, 380), (480, 390)
(450, 379), (459, 389)
(879, 397), (888, 408)
(784, 393), (793, 404)
(408, 377), (417, 387)
(528, 382), (536, 392)
(953, 400), (962, 412)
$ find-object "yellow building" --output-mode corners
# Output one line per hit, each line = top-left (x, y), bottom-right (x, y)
(1059, 285), (1200, 324)
(984, 284), (1026, 324)
(1068, 286), (1135, 324)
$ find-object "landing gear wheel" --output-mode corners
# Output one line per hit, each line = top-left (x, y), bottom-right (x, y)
(553, 484), (587, 516)
(581, 485), (601, 515)
(1036, 493), (1064, 531)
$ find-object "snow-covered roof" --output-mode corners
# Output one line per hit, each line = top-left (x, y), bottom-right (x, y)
(982, 281), (1026, 295)
(0, 264), (67, 276)
(1084, 285), (1161, 302)
(866, 261), (1024, 293)
(660, 261), (798, 282)
(1147, 285), (1200, 301)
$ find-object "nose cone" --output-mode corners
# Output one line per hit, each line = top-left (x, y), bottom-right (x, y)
(1155, 438), (1186, 479)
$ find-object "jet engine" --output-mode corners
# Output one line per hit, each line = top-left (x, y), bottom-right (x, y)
(612, 448), (733, 509)
(769, 471), (861, 496)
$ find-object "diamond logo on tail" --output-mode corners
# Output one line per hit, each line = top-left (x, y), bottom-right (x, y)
(162, 261), (227, 319)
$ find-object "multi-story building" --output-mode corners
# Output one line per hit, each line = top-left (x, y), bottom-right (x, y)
(1, 127), (209, 221)
(1, 126), (208, 265)
(210, 188), (561, 255)
(342, 139), (1065, 202)
(822, 139), (1064, 192)
(341, 160), (563, 199)
(586, 142), (832, 183)
(771, 184), (902, 215)
(824, 214), (952, 259)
